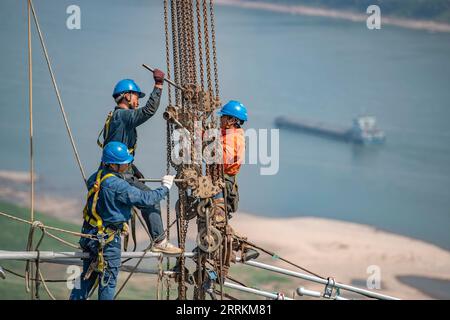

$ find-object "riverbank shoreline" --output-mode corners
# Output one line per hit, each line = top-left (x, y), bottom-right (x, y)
(216, 0), (450, 33)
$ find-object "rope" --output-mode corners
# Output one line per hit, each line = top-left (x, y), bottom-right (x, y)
(113, 216), (179, 299)
(38, 269), (56, 300)
(243, 239), (326, 279)
(24, 221), (45, 299)
(113, 244), (152, 299)
(2, 267), (67, 282)
(226, 275), (248, 287)
(28, 0), (87, 184)
(0, 210), (96, 240)
(44, 230), (80, 249)
(27, 0), (34, 224)
(213, 289), (239, 300)
(27, 0), (36, 299)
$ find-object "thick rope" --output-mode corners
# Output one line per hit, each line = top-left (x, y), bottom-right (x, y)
(27, 0), (36, 299)
(24, 221), (45, 299)
(44, 230), (80, 249)
(27, 0), (34, 223)
(113, 244), (152, 299)
(38, 269), (56, 300)
(2, 267), (67, 283)
(28, 0), (87, 184)
(0, 210), (96, 240)
(113, 215), (180, 299)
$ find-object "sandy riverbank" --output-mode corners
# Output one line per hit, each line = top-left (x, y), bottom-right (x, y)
(1, 171), (449, 299)
(216, 0), (450, 33)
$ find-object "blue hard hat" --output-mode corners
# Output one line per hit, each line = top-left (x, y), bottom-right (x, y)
(102, 141), (134, 165)
(113, 79), (145, 99)
(218, 100), (248, 122)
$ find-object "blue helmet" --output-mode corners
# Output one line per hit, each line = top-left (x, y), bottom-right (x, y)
(113, 79), (145, 99)
(218, 100), (248, 122)
(102, 141), (134, 165)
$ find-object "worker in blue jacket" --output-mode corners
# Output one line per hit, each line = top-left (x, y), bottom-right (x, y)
(70, 142), (178, 300)
(97, 70), (179, 253)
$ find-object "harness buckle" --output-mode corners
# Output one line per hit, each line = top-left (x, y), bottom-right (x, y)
(96, 232), (107, 248)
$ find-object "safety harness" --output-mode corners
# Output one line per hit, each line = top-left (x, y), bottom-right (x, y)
(96, 110), (136, 154)
(96, 111), (113, 149)
(82, 169), (127, 275)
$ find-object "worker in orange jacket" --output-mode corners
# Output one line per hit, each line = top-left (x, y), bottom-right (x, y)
(216, 100), (247, 216)
(214, 100), (259, 262)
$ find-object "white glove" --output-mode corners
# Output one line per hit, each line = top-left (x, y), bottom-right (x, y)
(162, 175), (175, 190)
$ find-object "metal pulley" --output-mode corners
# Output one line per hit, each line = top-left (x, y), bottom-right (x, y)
(196, 226), (222, 253)
(196, 198), (212, 219)
(163, 105), (184, 128)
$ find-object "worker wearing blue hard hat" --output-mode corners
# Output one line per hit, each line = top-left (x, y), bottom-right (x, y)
(95, 68), (181, 255)
(70, 142), (177, 300)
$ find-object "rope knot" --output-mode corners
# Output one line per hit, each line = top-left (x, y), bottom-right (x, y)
(32, 220), (44, 230)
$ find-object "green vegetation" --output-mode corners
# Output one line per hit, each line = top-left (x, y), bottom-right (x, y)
(251, 0), (450, 23)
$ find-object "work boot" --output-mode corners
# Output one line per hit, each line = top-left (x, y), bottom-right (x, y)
(242, 248), (259, 262)
(152, 239), (183, 254)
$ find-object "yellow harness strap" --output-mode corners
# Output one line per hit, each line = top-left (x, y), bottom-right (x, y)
(82, 169), (118, 274)
(83, 170), (115, 232)
(96, 111), (113, 149)
(96, 110), (137, 154)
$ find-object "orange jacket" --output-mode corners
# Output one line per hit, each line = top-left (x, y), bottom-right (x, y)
(222, 128), (245, 176)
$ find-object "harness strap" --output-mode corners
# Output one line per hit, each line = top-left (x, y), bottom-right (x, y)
(83, 170), (115, 235)
(96, 111), (113, 149)
(96, 110), (137, 154)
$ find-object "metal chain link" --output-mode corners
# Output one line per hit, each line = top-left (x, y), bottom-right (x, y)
(188, 0), (197, 84)
(196, 0), (205, 90)
(203, 0), (214, 107)
(209, 0), (220, 99)
(164, 0), (223, 301)
(171, 0), (181, 106)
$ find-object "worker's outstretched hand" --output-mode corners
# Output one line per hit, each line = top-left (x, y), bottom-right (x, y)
(162, 175), (175, 190)
(153, 68), (165, 86)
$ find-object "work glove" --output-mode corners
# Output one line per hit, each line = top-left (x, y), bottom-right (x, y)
(153, 69), (165, 86)
(162, 175), (175, 190)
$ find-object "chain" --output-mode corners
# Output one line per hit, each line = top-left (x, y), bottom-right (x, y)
(196, 0), (205, 90)
(165, 0), (223, 301)
(203, 0), (214, 110)
(209, 0), (220, 99)
(171, 0), (181, 106)
(175, 0), (185, 87)
(188, 0), (197, 84)
(164, 0), (173, 300)
(181, 0), (191, 85)
(164, 0), (172, 106)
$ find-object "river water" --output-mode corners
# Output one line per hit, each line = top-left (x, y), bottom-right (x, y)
(1, 0), (449, 249)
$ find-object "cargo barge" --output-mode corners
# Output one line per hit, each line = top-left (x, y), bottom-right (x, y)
(275, 115), (386, 144)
